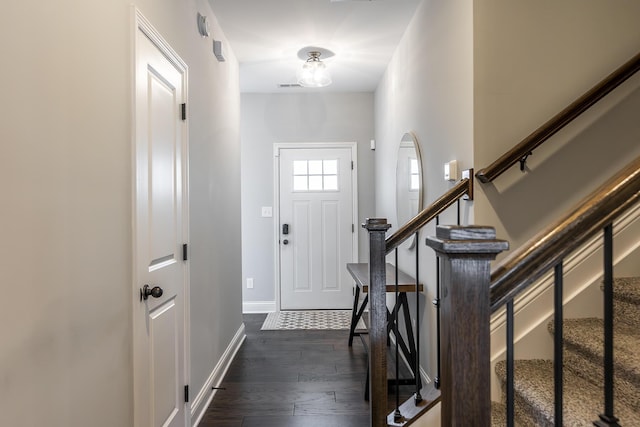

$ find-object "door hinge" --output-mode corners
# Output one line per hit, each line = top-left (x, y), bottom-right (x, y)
(351, 161), (354, 170)
(181, 103), (187, 121)
(183, 244), (188, 261)
(352, 224), (355, 233)
(184, 385), (189, 403)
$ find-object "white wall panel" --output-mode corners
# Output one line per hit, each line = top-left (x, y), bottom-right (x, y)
(321, 200), (340, 291)
(293, 201), (312, 291)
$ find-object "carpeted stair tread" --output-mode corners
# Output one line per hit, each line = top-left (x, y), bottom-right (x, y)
(549, 318), (640, 379)
(612, 277), (640, 305)
(491, 402), (507, 426)
(611, 277), (640, 330)
(550, 317), (640, 412)
(491, 401), (536, 427)
(495, 359), (640, 426)
(563, 348), (640, 415)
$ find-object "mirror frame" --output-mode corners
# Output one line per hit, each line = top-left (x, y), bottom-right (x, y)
(395, 131), (423, 249)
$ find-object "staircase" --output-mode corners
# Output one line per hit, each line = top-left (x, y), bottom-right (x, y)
(493, 277), (640, 425)
(366, 50), (640, 425)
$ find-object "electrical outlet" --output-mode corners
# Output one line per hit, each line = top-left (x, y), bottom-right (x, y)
(261, 207), (272, 217)
(247, 278), (254, 289)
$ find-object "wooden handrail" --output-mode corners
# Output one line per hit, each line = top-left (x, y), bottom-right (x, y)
(476, 52), (640, 184)
(490, 155), (640, 312)
(385, 176), (473, 254)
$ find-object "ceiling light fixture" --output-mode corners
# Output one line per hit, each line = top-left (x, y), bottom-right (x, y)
(297, 51), (332, 88)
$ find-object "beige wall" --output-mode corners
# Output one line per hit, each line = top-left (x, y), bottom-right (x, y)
(0, 1), (242, 426)
(473, 0), (640, 251)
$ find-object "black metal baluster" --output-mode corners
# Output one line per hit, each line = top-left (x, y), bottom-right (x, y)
(415, 231), (422, 404)
(433, 215), (441, 390)
(554, 262), (564, 427)
(394, 248), (402, 423)
(595, 223), (620, 426)
(506, 300), (515, 427)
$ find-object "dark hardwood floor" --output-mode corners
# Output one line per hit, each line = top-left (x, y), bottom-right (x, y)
(199, 314), (415, 427)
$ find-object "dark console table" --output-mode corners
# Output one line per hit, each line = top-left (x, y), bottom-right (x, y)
(346, 262), (423, 399)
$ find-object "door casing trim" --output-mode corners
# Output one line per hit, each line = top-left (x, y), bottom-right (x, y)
(273, 142), (359, 312)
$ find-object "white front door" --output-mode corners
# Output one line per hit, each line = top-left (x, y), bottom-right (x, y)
(133, 12), (188, 427)
(277, 145), (357, 310)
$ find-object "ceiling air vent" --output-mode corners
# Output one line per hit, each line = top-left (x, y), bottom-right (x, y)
(278, 83), (302, 88)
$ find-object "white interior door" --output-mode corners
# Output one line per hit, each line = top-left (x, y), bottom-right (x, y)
(278, 146), (356, 310)
(134, 12), (188, 427)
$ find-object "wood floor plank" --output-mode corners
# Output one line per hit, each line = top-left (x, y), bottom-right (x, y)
(298, 371), (366, 383)
(197, 415), (243, 427)
(224, 362), (338, 375)
(222, 370), (300, 383)
(239, 414), (370, 427)
(218, 380), (363, 394)
(294, 400), (370, 416)
(203, 400), (294, 416)
(212, 390), (335, 405)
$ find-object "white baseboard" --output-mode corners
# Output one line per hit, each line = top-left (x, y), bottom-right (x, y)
(242, 300), (276, 313)
(191, 323), (246, 427)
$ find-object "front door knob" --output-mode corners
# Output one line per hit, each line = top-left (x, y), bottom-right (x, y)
(140, 284), (164, 301)
(283, 239), (289, 245)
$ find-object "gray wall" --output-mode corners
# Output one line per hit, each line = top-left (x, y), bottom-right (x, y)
(374, 0), (474, 384)
(240, 93), (375, 308)
(0, 1), (242, 425)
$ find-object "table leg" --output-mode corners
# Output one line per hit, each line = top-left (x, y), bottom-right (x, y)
(400, 292), (420, 387)
(349, 285), (361, 346)
(349, 288), (369, 346)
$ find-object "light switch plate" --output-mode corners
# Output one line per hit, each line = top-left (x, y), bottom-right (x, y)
(444, 160), (458, 181)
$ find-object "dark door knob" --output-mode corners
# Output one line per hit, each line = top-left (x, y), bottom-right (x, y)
(282, 239), (289, 245)
(140, 284), (164, 301)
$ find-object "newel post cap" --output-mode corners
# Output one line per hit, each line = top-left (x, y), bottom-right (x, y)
(362, 217), (392, 232)
(425, 225), (509, 257)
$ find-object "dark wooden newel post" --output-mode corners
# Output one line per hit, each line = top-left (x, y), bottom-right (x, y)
(363, 218), (391, 427)
(425, 225), (508, 426)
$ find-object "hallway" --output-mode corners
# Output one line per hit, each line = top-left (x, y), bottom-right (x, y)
(199, 314), (413, 427)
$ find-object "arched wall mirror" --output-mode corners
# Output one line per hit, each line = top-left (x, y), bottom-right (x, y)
(396, 132), (423, 249)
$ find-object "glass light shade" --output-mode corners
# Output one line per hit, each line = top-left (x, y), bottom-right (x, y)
(297, 59), (332, 88)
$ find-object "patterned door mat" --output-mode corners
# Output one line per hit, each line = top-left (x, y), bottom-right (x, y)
(261, 310), (366, 331)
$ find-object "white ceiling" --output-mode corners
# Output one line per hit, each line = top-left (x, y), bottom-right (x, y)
(207, 0), (421, 93)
